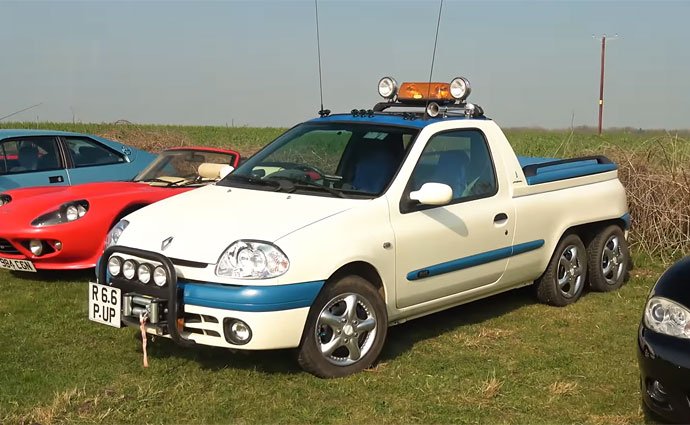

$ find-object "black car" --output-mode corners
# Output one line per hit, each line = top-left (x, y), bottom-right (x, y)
(638, 256), (690, 423)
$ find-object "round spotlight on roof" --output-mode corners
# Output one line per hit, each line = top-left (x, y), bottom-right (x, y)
(378, 77), (398, 99)
(450, 77), (471, 101)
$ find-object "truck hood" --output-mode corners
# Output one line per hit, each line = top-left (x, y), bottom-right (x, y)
(117, 185), (364, 264)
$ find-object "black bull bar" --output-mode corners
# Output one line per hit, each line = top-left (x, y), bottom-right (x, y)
(98, 245), (195, 346)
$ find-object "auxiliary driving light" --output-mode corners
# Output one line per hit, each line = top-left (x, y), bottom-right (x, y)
(224, 318), (252, 345)
(122, 259), (137, 280)
(153, 266), (167, 287)
(450, 77), (471, 101)
(137, 263), (152, 284)
(378, 77), (398, 99)
(29, 239), (43, 256)
(426, 102), (441, 118)
(107, 256), (123, 276)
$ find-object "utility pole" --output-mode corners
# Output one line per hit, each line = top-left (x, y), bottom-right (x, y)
(593, 34), (618, 135)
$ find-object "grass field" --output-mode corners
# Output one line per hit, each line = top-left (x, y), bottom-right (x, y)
(1, 121), (686, 424)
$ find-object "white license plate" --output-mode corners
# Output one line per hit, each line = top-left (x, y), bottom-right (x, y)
(0, 257), (36, 272)
(88, 282), (122, 328)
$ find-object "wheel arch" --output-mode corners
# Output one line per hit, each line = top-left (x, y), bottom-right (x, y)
(326, 261), (387, 303)
(563, 217), (628, 247)
(536, 217), (628, 278)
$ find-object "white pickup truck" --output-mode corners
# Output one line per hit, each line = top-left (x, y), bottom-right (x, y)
(90, 77), (630, 377)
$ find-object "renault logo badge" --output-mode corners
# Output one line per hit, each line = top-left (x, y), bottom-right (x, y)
(161, 236), (174, 251)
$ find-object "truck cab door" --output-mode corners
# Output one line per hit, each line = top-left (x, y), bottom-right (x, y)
(389, 129), (516, 309)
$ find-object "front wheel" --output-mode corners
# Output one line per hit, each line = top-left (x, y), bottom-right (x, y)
(297, 275), (387, 378)
(535, 233), (588, 307)
(587, 225), (630, 292)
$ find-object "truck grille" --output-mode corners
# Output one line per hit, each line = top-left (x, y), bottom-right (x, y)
(0, 238), (19, 255)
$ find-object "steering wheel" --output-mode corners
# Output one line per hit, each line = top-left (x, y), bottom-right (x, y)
(293, 164), (327, 181)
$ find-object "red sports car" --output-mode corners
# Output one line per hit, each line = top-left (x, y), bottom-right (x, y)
(0, 146), (240, 271)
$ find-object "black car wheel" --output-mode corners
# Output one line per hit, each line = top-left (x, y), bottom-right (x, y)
(297, 275), (387, 378)
(535, 233), (587, 307)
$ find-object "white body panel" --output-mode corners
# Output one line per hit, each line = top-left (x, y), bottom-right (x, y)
(178, 304), (309, 350)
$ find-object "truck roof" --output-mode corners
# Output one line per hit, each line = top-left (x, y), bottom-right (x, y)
(307, 112), (490, 129)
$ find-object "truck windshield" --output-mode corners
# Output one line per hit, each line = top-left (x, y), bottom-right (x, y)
(220, 122), (418, 197)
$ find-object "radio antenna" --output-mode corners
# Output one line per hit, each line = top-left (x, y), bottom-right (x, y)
(314, 0), (328, 116)
(0, 102), (43, 122)
(425, 0), (444, 119)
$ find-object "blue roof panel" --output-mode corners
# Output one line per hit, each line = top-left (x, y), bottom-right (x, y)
(306, 113), (486, 129)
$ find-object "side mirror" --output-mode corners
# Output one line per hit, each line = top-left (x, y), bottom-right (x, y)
(219, 165), (234, 179)
(409, 182), (453, 206)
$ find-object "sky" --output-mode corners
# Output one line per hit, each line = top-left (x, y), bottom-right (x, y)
(1, 0), (689, 129)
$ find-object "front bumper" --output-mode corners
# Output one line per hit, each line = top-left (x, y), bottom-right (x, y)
(637, 324), (690, 423)
(0, 222), (102, 270)
(97, 245), (323, 350)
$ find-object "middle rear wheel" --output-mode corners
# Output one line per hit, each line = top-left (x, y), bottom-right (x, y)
(535, 233), (588, 307)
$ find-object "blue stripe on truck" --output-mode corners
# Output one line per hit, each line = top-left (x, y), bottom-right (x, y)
(407, 239), (544, 281)
(180, 280), (325, 312)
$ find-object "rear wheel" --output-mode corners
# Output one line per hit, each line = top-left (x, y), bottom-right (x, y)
(535, 234), (587, 306)
(297, 275), (387, 378)
(587, 225), (629, 292)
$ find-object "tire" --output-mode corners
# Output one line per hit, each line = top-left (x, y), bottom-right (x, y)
(535, 233), (588, 307)
(297, 275), (387, 378)
(587, 225), (629, 292)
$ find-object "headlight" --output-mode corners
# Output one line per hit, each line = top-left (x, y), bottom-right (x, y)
(0, 194), (11, 206)
(122, 259), (137, 280)
(153, 266), (168, 287)
(137, 263), (152, 284)
(105, 220), (129, 249)
(31, 200), (89, 226)
(644, 296), (690, 339)
(108, 256), (123, 276)
(216, 240), (289, 279)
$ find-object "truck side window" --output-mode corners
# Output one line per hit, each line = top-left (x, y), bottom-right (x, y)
(409, 129), (497, 202)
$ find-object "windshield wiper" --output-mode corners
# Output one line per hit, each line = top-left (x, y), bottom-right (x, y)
(133, 177), (185, 187)
(179, 178), (218, 187)
(265, 175), (346, 198)
(293, 179), (346, 198)
(226, 174), (287, 191)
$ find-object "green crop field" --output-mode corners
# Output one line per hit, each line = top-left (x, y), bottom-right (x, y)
(2, 121), (688, 424)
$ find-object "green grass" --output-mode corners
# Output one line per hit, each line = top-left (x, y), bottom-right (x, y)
(0, 264), (661, 424)
(0, 122), (683, 423)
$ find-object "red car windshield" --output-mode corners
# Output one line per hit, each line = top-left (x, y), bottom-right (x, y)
(134, 150), (235, 186)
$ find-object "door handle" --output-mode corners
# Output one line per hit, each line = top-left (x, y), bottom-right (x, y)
(494, 213), (508, 223)
(48, 175), (64, 184)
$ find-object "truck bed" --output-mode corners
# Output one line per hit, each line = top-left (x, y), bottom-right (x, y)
(517, 156), (617, 185)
